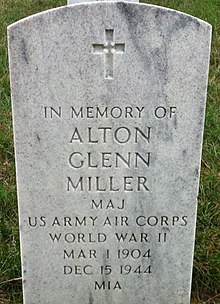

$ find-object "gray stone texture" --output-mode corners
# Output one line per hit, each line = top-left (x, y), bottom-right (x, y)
(68, 0), (139, 4)
(8, 3), (211, 304)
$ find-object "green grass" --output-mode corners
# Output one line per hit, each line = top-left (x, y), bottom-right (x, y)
(0, 0), (219, 303)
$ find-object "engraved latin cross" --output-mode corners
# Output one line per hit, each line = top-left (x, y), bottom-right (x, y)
(92, 29), (125, 79)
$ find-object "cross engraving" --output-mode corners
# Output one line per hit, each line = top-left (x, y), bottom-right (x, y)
(93, 29), (125, 79)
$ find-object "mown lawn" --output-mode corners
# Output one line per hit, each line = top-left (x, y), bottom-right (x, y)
(0, 0), (219, 303)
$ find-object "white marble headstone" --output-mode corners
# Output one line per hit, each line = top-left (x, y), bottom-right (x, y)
(8, 2), (211, 304)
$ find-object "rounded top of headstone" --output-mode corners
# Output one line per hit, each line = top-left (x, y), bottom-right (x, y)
(8, 2), (211, 33)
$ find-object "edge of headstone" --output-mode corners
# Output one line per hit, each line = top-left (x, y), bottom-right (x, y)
(7, 2), (212, 33)
(67, 0), (139, 5)
(67, 0), (139, 4)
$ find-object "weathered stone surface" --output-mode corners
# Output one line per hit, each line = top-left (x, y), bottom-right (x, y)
(8, 3), (211, 304)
